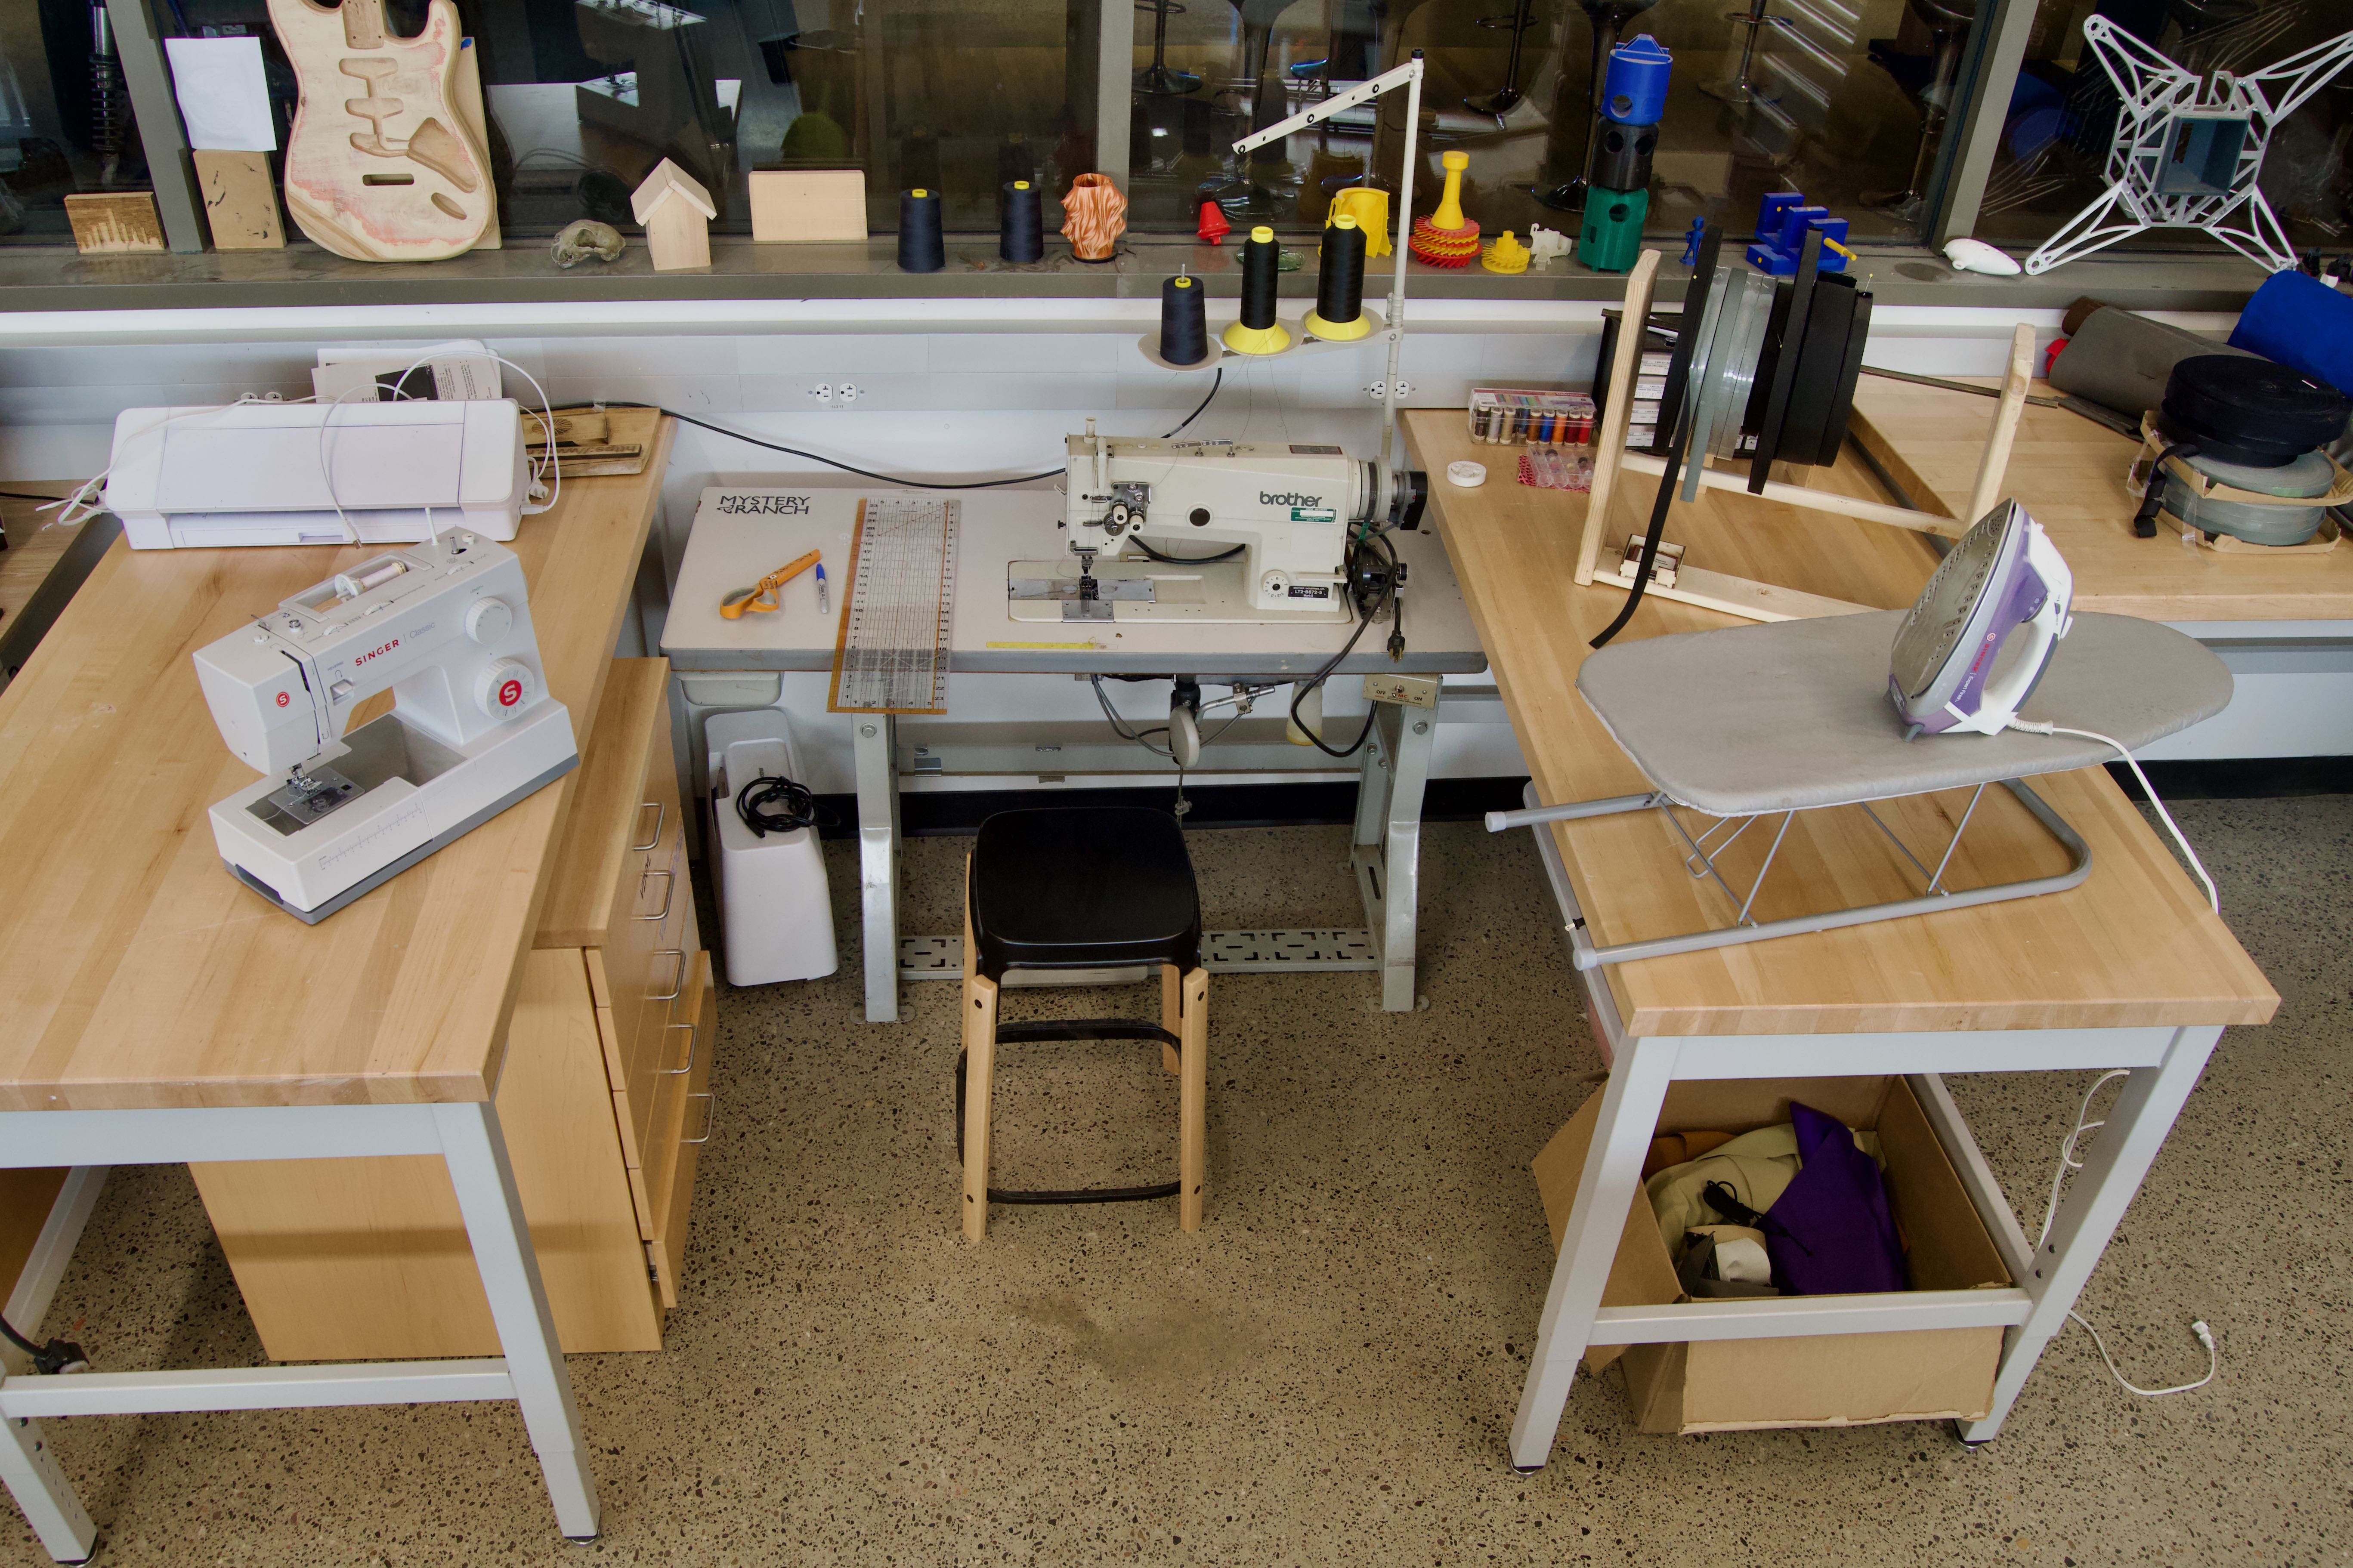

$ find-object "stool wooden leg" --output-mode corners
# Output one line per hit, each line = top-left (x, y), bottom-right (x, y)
(1178, 967), (1209, 1232)
(962, 971), (999, 1242)
(1160, 963), (1182, 1074)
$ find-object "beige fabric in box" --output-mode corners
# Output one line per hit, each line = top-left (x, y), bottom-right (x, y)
(1531, 1074), (2011, 1434)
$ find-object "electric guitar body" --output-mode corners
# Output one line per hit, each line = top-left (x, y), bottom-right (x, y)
(267, 0), (492, 261)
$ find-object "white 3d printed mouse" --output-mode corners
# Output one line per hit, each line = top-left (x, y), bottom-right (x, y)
(1944, 238), (2022, 277)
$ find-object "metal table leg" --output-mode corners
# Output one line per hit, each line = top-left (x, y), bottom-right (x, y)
(1960, 1024), (2225, 1442)
(435, 1102), (600, 1537)
(855, 716), (901, 1023)
(1508, 1033), (1680, 1468)
(1350, 692), (1438, 1011)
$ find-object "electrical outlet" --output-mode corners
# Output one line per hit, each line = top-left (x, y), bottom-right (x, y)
(807, 383), (833, 404)
(1364, 379), (1414, 402)
(1362, 673), (1440, 709)
(836, 383), (861, 403)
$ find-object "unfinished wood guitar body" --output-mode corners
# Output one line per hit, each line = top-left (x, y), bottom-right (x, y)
(267, 0), (492, 261)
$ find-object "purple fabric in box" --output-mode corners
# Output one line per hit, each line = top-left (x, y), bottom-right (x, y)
(1765, 1102), (1906, 1295)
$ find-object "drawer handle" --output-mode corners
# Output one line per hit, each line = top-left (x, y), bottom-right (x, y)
(649, 949), (686, 1002)
(682, 1092), (717, 1145)
(661, 1021), (698, 1076)
(630, 801), (665, 852)
(636, 867), (676, 921)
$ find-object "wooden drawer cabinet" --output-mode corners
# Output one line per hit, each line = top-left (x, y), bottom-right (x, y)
(190, 658), (719, 1359)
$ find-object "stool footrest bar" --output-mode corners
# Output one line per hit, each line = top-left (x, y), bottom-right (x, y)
(994, 1018), (1181, 1048)
(987, 1180), (1183, 1206)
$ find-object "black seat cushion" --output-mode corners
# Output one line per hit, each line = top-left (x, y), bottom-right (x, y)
(969, 807), (1201, 976)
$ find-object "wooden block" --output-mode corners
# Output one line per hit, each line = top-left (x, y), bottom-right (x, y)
(748, 170), (869, 243)
(523, 407), (612, 446)
(192, 151), (284, 251)
(63, 192), (164, 254)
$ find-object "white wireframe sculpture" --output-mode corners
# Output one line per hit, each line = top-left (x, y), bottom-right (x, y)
(2022, 17), (2353, 276)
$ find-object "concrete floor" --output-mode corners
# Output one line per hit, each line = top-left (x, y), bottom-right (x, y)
(4, 796), (2347, 1567)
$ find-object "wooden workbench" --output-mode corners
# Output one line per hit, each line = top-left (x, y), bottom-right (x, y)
(0, 409), (673, 1111)
(1406, 407), (2279, 1465)
(1402, 410), (2276, 1038)
(1851, 378), (2353, 623)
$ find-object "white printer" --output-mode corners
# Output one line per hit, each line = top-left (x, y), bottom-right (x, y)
(104, 399), (529, 549)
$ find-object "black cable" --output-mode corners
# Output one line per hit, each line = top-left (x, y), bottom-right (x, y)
(734, 772), (826, 836)
(1592, 222), (1723, 651)
(1287, 530), (1400, 760)
(0, 490), (69, 502)
(0, 1312), (86, 1376)
(602, 367), (1224, 493)
(1127, 537), (1246, 565)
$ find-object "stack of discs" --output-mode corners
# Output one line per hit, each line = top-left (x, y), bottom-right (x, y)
(1409, 150), (1480, 269)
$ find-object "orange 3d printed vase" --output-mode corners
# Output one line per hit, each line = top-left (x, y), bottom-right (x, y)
(1061, 173), (1129, 262)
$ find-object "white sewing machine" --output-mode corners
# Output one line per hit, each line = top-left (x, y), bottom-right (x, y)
(1009, 426), (1425, 625)
(192, 531), (578, 922)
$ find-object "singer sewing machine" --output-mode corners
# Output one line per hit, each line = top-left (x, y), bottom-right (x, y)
(193, 531), (578, 922)
(1008, 425), (1426, 625)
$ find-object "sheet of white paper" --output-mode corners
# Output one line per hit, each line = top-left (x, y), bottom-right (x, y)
(164, 37), (277, 152)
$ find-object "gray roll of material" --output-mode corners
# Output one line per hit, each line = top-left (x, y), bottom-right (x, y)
(2162, 447), (2337, 546)
(2050, 305), (2261, 422)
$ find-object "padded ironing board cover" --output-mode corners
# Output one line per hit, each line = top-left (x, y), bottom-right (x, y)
(1576, 611), (2231, 817)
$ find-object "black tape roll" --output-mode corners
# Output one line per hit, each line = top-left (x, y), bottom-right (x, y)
(1587, 122), (1657, 194)
(1314, 217), (1367, 326)
(898, 188), (945, 273)
(1238, 227), (1281, 330)
(1000, 179), (1043, 263)
(1160, 273), (1209, 364)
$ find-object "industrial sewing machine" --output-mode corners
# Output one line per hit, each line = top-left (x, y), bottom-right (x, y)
(193, 531), (578, 922)
(1009, 424), (1425, 625)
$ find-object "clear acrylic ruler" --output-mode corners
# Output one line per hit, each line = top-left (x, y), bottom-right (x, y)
(828, 496), (959, 714)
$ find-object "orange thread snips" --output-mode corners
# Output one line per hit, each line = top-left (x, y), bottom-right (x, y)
(720, 549), (821, 619)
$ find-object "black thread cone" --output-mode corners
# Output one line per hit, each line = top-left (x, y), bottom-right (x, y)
(1314, 217), (1367, 327)
(1238, 228), (1280, 330)
(898, 188), (945, 273)
(1001, 180), (1043, 263)
(1160, 274), (1209, 364)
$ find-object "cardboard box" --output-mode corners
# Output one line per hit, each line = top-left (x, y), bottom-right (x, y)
(1532, 1075), (2010, 1434)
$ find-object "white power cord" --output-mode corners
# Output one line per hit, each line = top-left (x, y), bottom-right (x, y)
(2005, 718), (2219, 912)
(2033, 1070), (2220, 1399)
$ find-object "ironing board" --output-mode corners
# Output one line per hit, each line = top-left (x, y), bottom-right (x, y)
(1495, 610), (2231, 969)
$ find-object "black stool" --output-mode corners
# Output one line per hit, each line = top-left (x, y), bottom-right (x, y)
(958, 807), (1209, 1241)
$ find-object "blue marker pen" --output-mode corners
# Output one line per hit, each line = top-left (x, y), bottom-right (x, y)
(813, 562), (829, 614)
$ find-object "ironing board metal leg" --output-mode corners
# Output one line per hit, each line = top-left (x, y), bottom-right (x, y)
(433, 1102), (600, 1539)
(855, 716), (900, 1023)
(1508, 1034), (1679, 1469)
(1958, 1024), (2223, 1442)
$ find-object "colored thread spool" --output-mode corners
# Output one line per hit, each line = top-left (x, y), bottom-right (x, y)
(1221, 225), (1291, 356)
(1160, 272), (1209, 365)
(1000, 180), (1043, 263)
(1305, 214), (1371, 341)
(898, 188), (945, 273)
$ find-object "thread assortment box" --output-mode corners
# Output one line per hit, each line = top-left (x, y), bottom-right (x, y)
(1469, 388), (1596, 447)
